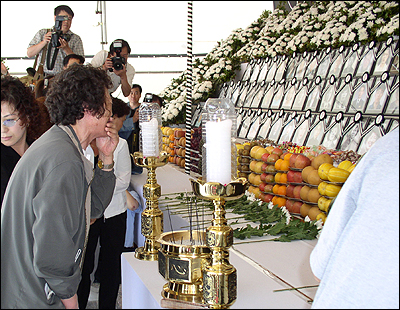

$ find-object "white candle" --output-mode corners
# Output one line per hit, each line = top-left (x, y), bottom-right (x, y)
(205, 119), (232, 185)
(141, 118), (159, 157)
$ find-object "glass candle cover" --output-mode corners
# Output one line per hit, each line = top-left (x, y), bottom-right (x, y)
(202, 98), (237, 185)
(139, 93), (162, 157)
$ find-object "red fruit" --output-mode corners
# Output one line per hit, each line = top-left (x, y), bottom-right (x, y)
(285, 199), (295, 212)
(286, 184), (296, 198)
(272, 147), (283, 157)
(261, 153), (270, 163)
(259, 182), (267, 192)
(260, 173), (268, 182)
(294, 154), (312, 169)
(293, 171), (303, 183)
(261, 163), (269, 172)
(289, 154), (299, 168)
(263, 194), (274, 203)
(292, 201), (302, 214)
(293, 185), (303, 199)
(265, 174), (275, 183)
(287, 170), (296, 183)
(264, 184), (274, 193)
(267, 154), (279, 163)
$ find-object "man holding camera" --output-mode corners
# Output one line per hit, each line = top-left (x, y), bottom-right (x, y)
(91, 39), (135, 97)
(27, 5), (84, 76)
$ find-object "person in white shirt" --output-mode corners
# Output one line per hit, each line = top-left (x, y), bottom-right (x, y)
(78, 96), (140, 309)
(91, 39), (135, 97)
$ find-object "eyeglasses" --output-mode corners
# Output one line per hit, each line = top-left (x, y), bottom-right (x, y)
(2, 118), (20, 127)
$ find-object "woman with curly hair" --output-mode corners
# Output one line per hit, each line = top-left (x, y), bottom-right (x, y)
(1, 64), (119, 309)
(1, 75), (42, 203)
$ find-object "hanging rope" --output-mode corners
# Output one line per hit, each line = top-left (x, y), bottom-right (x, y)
(185, 1), (193, 175)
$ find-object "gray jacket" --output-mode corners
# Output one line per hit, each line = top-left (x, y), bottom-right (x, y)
(1, 125), (116, 308)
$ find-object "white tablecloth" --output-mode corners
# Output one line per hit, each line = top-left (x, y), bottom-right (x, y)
(123, 164), (318, 308)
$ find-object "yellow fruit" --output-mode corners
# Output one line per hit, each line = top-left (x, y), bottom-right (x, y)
(325, 183), (342, 197)
(347, 163), (356, 173)
(254, 147), (268, 160)
(307, 188), (321, 203)
(327, 167), (350, 183)
(307, 170), (323, 185)
(308, 206), (322, 221)
(265, 146), (274, 154)
(250, 146), (261, 158)
(316, 212), (327, 223)
(302, 166), (315, 183)
(318, 196), (329, 211)
(300, 203), (312, 217)
(318, 181), (328, 196)
(338, 160), (352, 170)
(312, 154), (333, 170)
(324, 198), (333, 213)
(300, 186), (311, 201)
(318, 163), (334, 180)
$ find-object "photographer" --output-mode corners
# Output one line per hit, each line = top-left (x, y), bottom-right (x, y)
(91, 39), (135, 97)
(27, 5), (84, 76)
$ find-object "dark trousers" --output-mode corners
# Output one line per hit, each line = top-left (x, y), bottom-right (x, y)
(77, 211), (127, 309)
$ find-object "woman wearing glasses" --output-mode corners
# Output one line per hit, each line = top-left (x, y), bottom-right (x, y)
(1, 76), (42, 204)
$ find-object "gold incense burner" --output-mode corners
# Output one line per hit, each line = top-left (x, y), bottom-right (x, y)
(190, 178), (248, 309)
(157, 230), (210, 304)
(133, 151), (168, 261)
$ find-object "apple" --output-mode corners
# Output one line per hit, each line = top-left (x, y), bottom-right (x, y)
(293, 185), (303, 199)
(289, 153), (299, 168)
(272, 147), (283, 157)
(266, 165), (276, 173)
(260, 173), (268, 182)
(292, 201), (302, 214)
(264, 184), (274, 193)
(285, 199), (295, 212)
(259, 182), (267, 192)
(293, 171), (303, 183)
(287, 170), (296, 183)
(265, 174), (275, 183)
(267, 154), (279, 163)
(286, 184), (296, 198)
(262, 194), (274, 203)
(295, 154), (312, 169)
(261, 163), (269, 172)
(261, 153), (270, 163)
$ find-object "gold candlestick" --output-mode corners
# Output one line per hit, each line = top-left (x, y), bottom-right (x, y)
(133, 151), (168, 261)
(190, 177), (248, 309)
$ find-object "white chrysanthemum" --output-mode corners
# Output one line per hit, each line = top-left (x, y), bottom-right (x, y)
(267, 202), (274, 209)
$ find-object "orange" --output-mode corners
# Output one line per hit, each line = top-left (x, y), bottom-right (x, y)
(275, 159), (283, 170)
(276, 197), (287, 208)
(284, 153), (292, 161)
(275, 172), (282, 183)
(169, 142), (174, 149)
(272, 195), (278, 206)
(280, 160), (290, 171)
(169, 134), (174, 142)
(170, 149), (175, 156)
(273, 184), (280, 195)
(277, 185), (287, 196)
(280, 173), (288, 184)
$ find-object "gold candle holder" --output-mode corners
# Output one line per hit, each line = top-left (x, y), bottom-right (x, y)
(190, 177), (248, 309)
(157, 230), (210, 304)
(133, 151), (168, 261)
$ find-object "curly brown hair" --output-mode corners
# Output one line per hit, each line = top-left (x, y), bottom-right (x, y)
(45, 64), (112, 125)
(1, 75), (41, 141)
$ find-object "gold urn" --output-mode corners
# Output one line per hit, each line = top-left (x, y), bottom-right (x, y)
(158, 230), (211, 304)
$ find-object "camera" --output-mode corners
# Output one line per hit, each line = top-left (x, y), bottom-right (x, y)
(50, 16), (71, 48)
(109, 40), (126, 72)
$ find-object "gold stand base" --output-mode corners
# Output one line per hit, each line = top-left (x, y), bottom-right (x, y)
(135, 246), (158, 261)
(162, 282), (204, 304)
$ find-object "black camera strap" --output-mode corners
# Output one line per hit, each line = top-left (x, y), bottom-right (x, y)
(46, 44), (59, 71)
